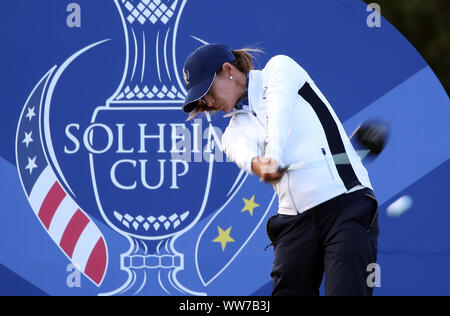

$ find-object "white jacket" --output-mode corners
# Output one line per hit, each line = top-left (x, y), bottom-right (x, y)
(221, 55), (373, 215)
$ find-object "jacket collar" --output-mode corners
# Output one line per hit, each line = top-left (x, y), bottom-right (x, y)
(234, 72), (250, 110)
(223, 70), (264, 118)
(248, 69), (264, 113)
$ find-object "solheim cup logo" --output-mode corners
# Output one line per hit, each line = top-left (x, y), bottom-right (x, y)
(15, 0), (276, 296)
(90, 0), (212, 295)
(15, 0), (212, 296)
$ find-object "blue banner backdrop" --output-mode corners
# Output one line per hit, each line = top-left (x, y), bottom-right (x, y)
(0, 0), (449, 296)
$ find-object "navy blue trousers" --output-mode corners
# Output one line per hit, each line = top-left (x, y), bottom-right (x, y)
(266, 188), (379, 296)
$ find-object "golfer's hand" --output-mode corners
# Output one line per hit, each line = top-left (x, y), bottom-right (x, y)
(251, 157), (286, 184)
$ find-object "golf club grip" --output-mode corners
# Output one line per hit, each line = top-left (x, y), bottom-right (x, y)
(284, 149), (370, 172)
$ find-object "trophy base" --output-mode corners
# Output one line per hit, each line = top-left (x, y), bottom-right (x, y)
(99, 237), (206, 296)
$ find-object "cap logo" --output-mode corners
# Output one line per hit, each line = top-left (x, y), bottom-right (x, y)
(183, 68), (190, 86)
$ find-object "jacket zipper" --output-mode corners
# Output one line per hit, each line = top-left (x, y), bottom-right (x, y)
(251, 110), (266, 128)
(322, 148), (335, 181)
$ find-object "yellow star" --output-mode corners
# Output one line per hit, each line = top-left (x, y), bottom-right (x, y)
(212, 226), (235, 251)
(241, 195), (260, 216)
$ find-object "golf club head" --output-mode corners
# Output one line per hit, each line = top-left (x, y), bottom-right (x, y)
(354, 119), (390, 156)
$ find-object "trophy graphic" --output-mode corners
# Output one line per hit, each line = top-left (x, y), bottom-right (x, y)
(90, 0), (211, 295)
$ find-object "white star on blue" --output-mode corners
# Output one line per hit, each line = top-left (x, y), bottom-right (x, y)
(25, 156), (38, 175)
(22, 131), (33, 148)
(25, 107), (36, 121)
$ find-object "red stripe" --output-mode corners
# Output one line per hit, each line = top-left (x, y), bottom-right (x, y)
(38, 182), (66, 229)
(59, 210), (90, 258)
(84, 238), (107, 285)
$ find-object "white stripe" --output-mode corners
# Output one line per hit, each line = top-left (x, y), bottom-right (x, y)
(155, 31), (161, 82)
(141, 31), (146, 82)
(163, 27), (171, 81)
(29, 166), (57, 215)
(130, 28), (138, 81)
(71, 221), (102, 272)
(47, 196), (79, 244)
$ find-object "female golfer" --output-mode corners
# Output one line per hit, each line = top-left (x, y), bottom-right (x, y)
(181, 44), (379, 296)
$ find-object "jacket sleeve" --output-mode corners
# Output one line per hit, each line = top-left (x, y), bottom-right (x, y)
(221, 115), (259, 175)
(263, 55), (308, 167)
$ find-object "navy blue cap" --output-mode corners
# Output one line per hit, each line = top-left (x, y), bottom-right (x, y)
(182, 44), (236, 113)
